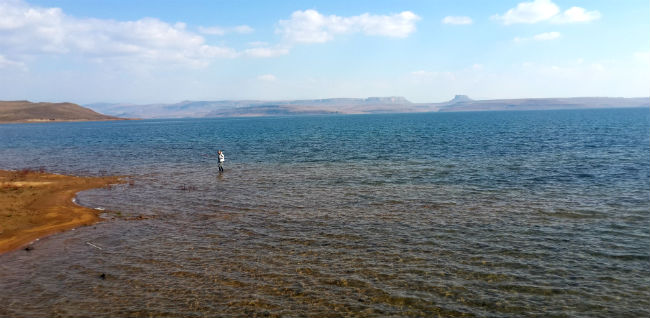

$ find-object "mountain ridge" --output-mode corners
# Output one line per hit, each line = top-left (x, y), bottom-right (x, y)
(86, 96), (649, 119)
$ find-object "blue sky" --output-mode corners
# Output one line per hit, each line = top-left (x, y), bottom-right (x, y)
(0, 0), (648, 104)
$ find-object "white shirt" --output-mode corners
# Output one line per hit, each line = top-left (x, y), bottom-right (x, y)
(218, 153), (225, 162)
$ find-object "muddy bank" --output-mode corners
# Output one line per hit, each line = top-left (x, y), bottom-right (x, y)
(0, 169), (122, 254)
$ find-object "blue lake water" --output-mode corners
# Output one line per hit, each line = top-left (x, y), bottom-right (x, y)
(1, 108), (649, 317)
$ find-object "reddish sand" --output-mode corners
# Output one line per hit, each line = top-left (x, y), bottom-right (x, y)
(0, 169), (122, 254)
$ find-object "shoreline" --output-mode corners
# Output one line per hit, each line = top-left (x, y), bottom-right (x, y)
(0, 118), (135, 125)
(0, 169), (123, 254)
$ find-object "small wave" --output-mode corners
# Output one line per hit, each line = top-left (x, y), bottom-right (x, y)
(539, 209), (605, 219)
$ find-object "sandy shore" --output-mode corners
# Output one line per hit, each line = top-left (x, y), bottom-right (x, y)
(0, 169), (122, 254)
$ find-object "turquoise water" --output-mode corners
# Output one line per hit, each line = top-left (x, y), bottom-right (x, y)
(1, 108), (649, 317)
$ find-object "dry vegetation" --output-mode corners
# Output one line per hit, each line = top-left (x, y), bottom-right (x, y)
(0, 100), (125, 123)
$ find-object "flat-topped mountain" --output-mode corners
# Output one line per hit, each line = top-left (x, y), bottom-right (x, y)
(448, 95), (473, 103)
(0, 100), (127, 123)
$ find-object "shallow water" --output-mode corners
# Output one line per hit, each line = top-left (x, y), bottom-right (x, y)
(1, 109), (649, 317)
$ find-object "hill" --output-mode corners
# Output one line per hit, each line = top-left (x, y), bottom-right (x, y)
(433, 97), (649, 112)
(0, 101), (127, 123)
(86, 96), (649, 119)
(87, 97), (427, 119)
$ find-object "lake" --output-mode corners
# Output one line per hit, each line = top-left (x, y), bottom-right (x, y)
(1, 108), (649, 317)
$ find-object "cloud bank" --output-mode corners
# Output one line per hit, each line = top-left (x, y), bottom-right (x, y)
(277, 10), (420, 43)
(551, 6), (601, 24)
(493, 0), (600, 25)
(0, 0), (241, 67)
(5, 2), (245, 65)
(0, 1), (422, 69)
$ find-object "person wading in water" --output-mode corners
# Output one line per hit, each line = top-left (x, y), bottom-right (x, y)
(217, 150), (225, 172)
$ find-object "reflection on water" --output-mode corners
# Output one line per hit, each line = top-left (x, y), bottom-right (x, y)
(1, 109), (649, 317)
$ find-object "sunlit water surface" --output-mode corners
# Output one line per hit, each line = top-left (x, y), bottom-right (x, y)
(1, 109), (649, 317)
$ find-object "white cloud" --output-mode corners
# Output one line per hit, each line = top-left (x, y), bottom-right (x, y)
(533, 31), (561, 40)
(0, 54), (26, 69)
(277, 9), (420, 43)
(257, 74), (277, 82)
(493, 0), (599, 25)
(0, 0), (242, 68)
(198, 25), (254, 35)
(442, 16), (473, 25)
(551, 7), (601, 23)
(244, 46), (290, 58)
(492, 0), (559, 25)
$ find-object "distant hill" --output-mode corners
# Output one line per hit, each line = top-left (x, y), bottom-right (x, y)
(86, 96), (650, 119)
(433, 97), (649, 112)
(0, 100), (127, 123)
(447, 95), (473, 103)
(87, 96), (426, 118)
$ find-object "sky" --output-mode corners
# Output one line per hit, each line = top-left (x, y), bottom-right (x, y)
(0, 0), (648, 104)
